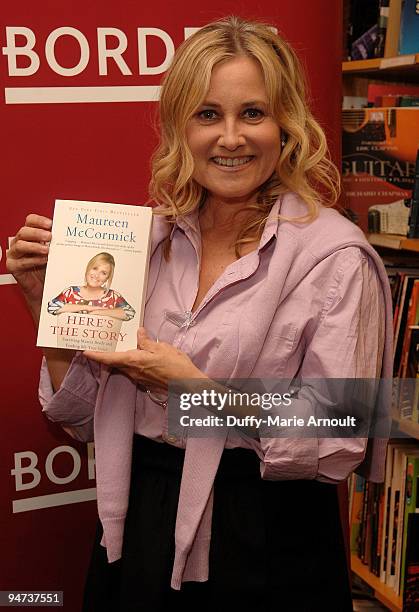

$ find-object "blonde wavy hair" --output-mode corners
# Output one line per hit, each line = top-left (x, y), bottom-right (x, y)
(85, 252), (115, 290)
(149, 15), (340, 256)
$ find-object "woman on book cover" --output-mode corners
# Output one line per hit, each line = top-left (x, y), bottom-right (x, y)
(47, 252), (135, 321)
(7, 16), (393, 612)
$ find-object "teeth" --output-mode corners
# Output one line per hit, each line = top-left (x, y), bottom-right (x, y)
(213, 156), (253, 167)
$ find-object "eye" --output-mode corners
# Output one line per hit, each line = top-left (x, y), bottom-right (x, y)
(197, 109), (218, 121)
(242, 108), (264, 120)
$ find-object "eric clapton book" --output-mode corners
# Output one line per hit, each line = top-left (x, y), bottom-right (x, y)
(37, 199), (153, 352)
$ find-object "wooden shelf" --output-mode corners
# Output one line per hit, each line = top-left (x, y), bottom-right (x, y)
(343, 58), (382, 73)
(342, 54), (419, 82)
(396, 418), (419, 440)
(351, 554), (403, 611)
(367, 234), (419, 253)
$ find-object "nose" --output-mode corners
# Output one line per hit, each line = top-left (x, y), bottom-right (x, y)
(217, 117), (245, 150)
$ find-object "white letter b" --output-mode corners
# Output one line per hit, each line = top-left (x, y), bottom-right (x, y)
(2, 27), (40, 76)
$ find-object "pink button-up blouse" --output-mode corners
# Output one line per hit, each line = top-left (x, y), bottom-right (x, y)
(39, 192), (393, 589)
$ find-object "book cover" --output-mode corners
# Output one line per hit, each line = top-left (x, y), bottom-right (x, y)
(395, 452), (409, 594)
(375, 0), (390, 58)
(37, 199), (153, 352)
(350, 474), (366, 554)
(394, 276), (419, 373)
(401, 454), (419, 597)
(407, 327), (419, 423)
(380, 443), (394, 582)
(403, 514), (419, 611)
(386, 448), (403, 589)
(342, 107), (419, 232)
(399, 0), (419, 55)
(399, 280), (419, 379)
(376, 483), (385, 577)
(367, 84), (419, 106)
(346, 0), (380, 60)
(360, 479), (370, 562)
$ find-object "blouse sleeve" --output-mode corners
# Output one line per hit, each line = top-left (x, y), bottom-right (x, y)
(39, 352), (102, 442)
(111, 290), (136, 320)
(47, 287), (71, 315)
(259, 247), (386, 483)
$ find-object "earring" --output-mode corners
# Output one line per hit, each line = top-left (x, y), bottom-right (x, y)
(281, 132), (287, 148)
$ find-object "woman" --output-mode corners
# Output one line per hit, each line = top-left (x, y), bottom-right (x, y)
(6, 16), (393, 612)
(47, 252), (135, 320)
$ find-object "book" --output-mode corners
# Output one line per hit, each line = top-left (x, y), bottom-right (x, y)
(350, 474), (366, 553)
(367, 84), (419, 107)
(386, 448), (403, 588)
(368, 199), (410, 235)
(379, 444), (394, 582)
(407, 149), (419, 238)
(399, 0), (419, 56)
(395, 451), (409, 593)
(37, 199), (153, 352)
(351, 24), (379, 60)
(346, 0), (380, 60)
(401, 454), (419, 597)
(403, 514), (419, 610)
(375, 0), (390, 58)
(394, 276), (419, 374)
(379, 439), (417, 584)
(399, 280), (419, 379)
(342, 108), (419, 233)
(400, 96), (419, 108)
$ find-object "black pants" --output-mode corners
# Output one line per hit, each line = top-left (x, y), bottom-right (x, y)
(83, 435), (353, 612)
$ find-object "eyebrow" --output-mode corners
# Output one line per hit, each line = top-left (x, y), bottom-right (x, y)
(200, 99), (268, 107)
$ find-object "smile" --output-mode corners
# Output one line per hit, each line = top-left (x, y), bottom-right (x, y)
(212, 156), (254, 168)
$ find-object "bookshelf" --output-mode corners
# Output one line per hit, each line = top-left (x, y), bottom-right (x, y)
(397, 418), (419, 440)
(367, 234), (419, 253)
(344, 2), (419, 608)
(351, 554), (402, 611)
(343, 54), (419, 76)
(343, 55), (419, 97)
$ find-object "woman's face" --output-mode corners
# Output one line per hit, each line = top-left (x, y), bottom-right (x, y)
(86, 261), (111, 288)
(185, 55), (281, 205)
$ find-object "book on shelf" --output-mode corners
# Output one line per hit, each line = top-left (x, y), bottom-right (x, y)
(345, 0), (387, 60)
(393, 275), (419, 374)
(367, 84), (419, 108)
(398, 277), (419, 377)
(378, 260), (419, 424)
(399, 0), (419, 56)
(37, 199), (153, 352)
(342, 107), (418, 234)
(394, 450), (410, 594)
(350, 474), (366, 554)
(342, 96), (368, 110)
(407, 149), (419, 239)
(386, 447), (404, 589)
(401, 454), (419, 603)
(379, 443), (396, 581)
(403, 512), (419, 610)
(372, 95), (419, 108)
(375, 0), (390, 58)
(351, 442), (419, 598)
(398, 327), (419, 422)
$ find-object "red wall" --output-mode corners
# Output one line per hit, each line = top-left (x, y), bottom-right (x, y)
(0, 2), (342, 609)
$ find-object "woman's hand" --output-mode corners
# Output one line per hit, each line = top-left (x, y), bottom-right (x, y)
(83, 327), (205, 390)
(6, 214), (52, 310)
